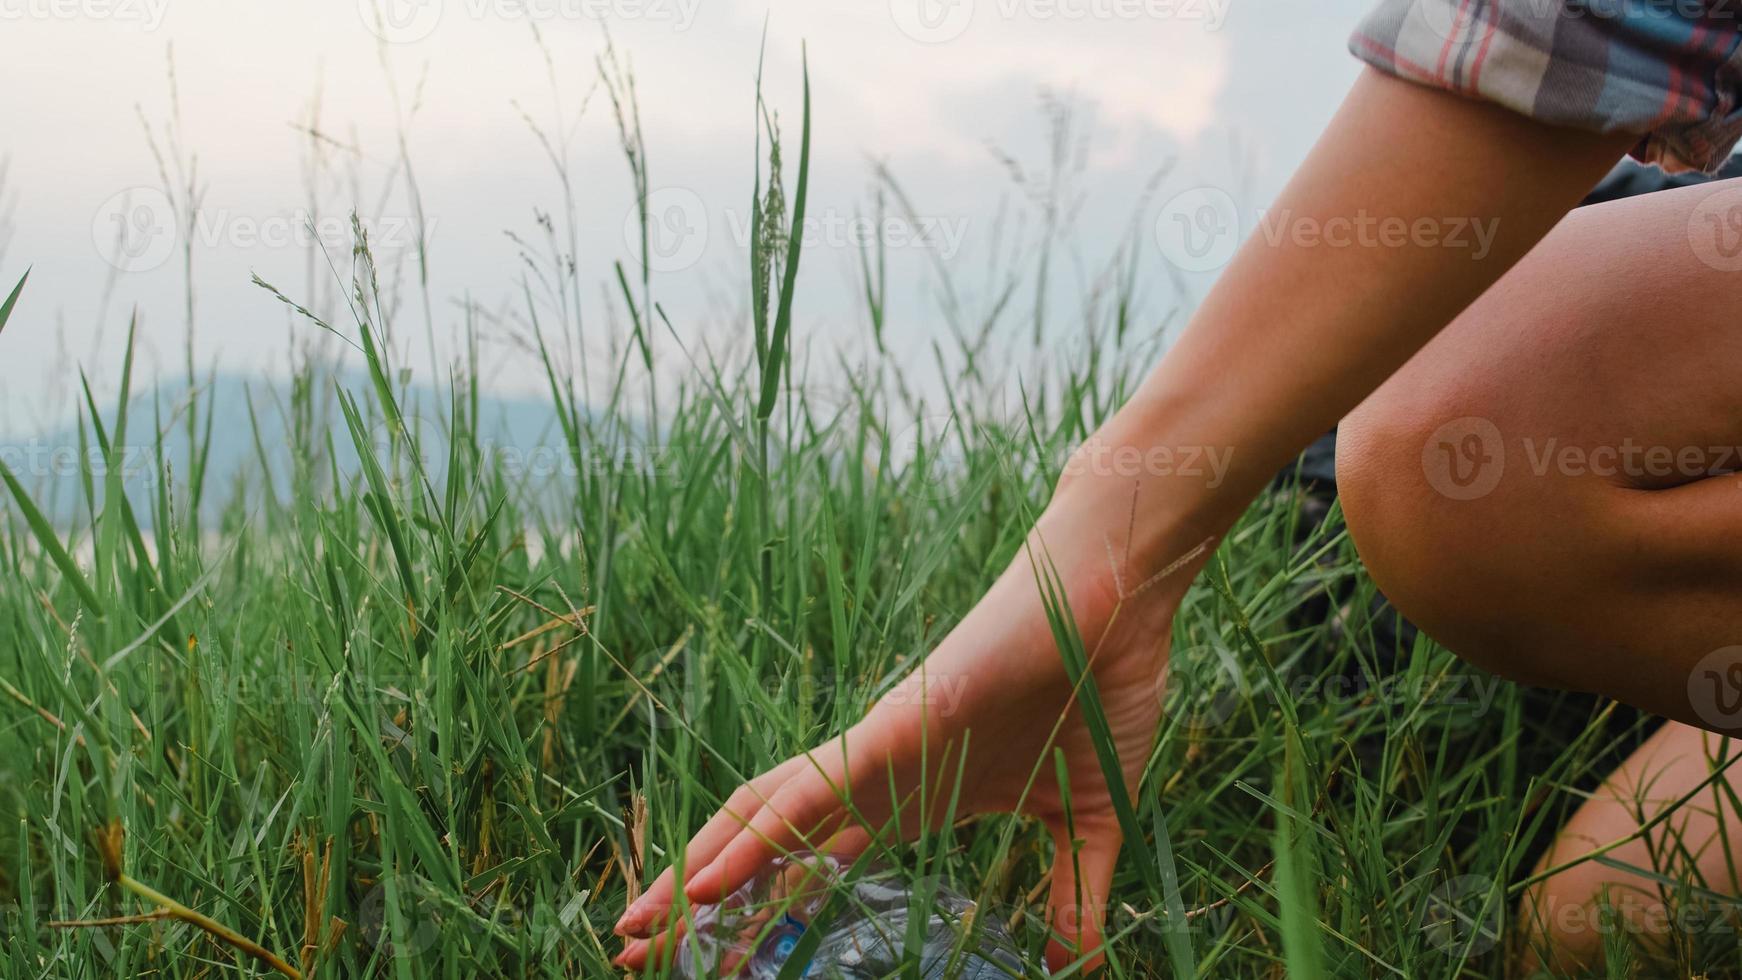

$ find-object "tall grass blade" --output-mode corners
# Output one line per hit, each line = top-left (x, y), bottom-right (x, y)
(0, 458), (104, 616)
(0, 268), (27, 335)
(755, 48), (811, 424)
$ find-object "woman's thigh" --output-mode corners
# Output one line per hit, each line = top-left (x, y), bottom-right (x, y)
(1337, 177), (1742, 731)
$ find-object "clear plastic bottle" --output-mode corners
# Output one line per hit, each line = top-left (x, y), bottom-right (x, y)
(672, 852), (1038, 978)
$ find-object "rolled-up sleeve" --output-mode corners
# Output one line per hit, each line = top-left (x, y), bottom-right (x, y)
(1351, 1), (1742, 172)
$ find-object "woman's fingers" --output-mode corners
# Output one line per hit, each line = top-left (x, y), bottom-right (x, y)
(613, 868), (675, 938)
(682, 764), (851, 903)
(1043, 825), (1123, 973)
(611, 917), (688, 972)
(684, 723), (905, 902)
(615, 756), (806, 936)
(625, 722), (909, 945)
(616, 808), (882, 971)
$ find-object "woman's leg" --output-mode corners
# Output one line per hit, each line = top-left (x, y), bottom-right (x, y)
(1335, 177), (1742, 969)
(1337, 177), (1742, 729)
(1518, 720), (1742, 972)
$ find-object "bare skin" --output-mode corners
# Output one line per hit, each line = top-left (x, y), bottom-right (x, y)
(1519, 721), (1742, 974)
(1340, 180), (1742, 725)
(1338, 179), (1742, 973)
(615, 69), (1643, 973)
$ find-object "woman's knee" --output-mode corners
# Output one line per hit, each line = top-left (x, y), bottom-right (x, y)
(1336, 392), (1572, 688)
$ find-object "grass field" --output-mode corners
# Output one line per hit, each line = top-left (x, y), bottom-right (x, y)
(0, 49), (1730, 980)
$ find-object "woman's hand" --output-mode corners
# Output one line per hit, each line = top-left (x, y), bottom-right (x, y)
(615, 68), (1638, 976)
(613, 473), (1208, 973)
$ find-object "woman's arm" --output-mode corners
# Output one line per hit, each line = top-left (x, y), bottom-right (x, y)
(1079, 67), (1634, 585)
(618, 68), (1637, 973)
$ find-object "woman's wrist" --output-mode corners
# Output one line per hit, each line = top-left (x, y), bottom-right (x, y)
(1043, 415), (1238, 598)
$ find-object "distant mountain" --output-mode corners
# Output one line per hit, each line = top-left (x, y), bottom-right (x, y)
(0, 371), (581, 528)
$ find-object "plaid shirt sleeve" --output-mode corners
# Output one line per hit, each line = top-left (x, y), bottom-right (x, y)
(1351, 1), (1742, 173)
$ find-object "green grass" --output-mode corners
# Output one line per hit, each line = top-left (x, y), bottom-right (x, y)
(1, 47), (1736, 980)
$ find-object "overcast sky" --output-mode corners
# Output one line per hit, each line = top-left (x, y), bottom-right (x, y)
(0, 0), (1372, 430)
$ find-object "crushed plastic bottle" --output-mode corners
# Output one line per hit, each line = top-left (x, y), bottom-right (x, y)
(672, 852), (1039, 978)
